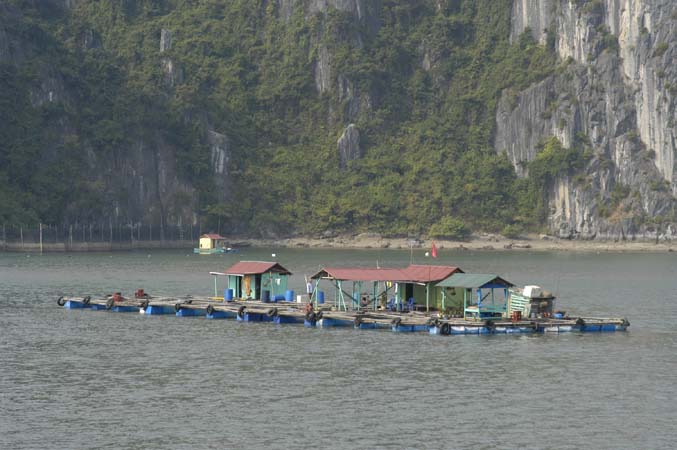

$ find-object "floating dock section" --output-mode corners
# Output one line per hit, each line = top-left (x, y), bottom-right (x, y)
(57, 295), (629, 335)
(56, 261), (629, 336)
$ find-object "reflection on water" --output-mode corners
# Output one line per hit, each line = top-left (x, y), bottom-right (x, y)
(0, 249), (676, 449)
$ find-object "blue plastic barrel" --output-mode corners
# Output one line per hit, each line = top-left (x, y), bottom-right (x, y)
(317, 291), (325, 304)
(262, 290), (271, 303)
(285, 290), (294, 302)
(225, 288), (234, 301)
(274, 295), (285, 302)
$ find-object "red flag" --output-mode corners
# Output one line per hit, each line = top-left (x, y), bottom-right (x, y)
(431, 240), (438, 258)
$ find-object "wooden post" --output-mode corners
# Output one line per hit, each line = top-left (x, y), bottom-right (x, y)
(69, 225), (73, 250)
(20, 226), (23, 250)
(463, 289), (467, 319)
(2, 224), (5, 250)
(109, 218), (113, 246)
(39, 223), (43, 254)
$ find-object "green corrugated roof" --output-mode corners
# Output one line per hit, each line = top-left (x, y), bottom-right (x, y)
(435, 273), (514, 288)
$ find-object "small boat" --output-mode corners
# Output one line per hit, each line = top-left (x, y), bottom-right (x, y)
(193, 233), (239, 254)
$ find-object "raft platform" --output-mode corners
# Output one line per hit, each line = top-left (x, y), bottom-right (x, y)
(56, 295), (629, 335)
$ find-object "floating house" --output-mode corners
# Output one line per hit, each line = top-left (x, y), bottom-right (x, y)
(310, 264), (463, 311)
(435, 273), (514, 319)
(211, 261), (292, 301)
(194, 233), (229, 254)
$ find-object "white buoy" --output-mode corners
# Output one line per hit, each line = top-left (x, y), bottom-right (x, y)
(425, 252), (430, 257)
(271, 253), (276, 258)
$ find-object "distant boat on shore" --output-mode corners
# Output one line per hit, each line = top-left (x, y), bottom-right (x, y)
(193, 233), (239, 254)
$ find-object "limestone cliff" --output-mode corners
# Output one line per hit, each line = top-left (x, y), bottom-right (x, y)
(496, 0), (676, 240)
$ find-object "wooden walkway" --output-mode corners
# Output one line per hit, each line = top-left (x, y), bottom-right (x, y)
(57, 295), (630, 335)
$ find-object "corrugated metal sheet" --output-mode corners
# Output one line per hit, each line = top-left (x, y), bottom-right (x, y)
(404, 265), (463, 282)
(224, 261), (292, 276)
(310, 265), (462, 283)
(436, 273), (513, 288)
(311, 268), (408, 282)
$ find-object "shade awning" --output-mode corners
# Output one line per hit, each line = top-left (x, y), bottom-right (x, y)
(436, 273), (514, 289)
(310, 265), (462, 283)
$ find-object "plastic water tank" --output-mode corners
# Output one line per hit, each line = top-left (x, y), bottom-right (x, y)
(225, 288), (234, 301)
(317, 291), (325, 304)
(523, 285), (542, 298)
(285, 290), (294, 302)
(262, 290), (271, 303)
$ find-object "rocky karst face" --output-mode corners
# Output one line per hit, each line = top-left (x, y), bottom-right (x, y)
(496, 0), (676, 240)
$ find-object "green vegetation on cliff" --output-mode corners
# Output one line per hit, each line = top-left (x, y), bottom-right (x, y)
(0, 0), (563, 237)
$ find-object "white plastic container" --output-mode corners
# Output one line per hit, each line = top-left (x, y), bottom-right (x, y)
(523, 285), (542, 298)
(297, 295), (303, 303)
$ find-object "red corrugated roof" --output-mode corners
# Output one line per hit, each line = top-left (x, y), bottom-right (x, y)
(311, 268), (408, 282)
(201, 233), (226, 240)
(403, 264), (463, 282)
(224, 261), (292, 276)
(311, 264), (462, 283)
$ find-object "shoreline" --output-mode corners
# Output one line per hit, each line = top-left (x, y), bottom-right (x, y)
(233, 233), (676, 254)
(1, 234), (674, 254)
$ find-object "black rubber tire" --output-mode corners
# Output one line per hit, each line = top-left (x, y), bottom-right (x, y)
(140, 299), (150, 310)
(174, 302), (182, 312)
(83, 296), (91, 305)
(106, 298), (114, 310)
(576, 318), (586, 327)
(206, 304), (215, 315)
(267, 307), (278, 318)
(485, 320), (495, 330)
(315, 310), (323, 320)
(57, 296), (66, 306)
(622, 318), (630, 327)
(354, 317), (362, 327)
(237, 305), (246, 319)
(440, 322), (450, 335)
(305, 311), (316, 322)
(391, 317), (402, 327)
(144, 293), (150, 299)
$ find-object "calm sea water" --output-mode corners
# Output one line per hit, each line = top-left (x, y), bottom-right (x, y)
(1, 248), (676, 449)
